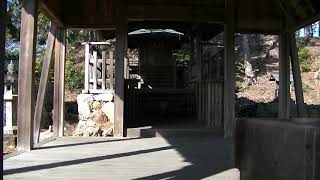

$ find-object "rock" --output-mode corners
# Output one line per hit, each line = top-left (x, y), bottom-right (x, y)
(101, 122), (114, 136)
(39, 125), (54, 141)
(101, 102), (114, 123)
(73, 110), (113, 137)
(90, 110), (109, 124)
(314, 69), (320, 80)
(73, 119), (96, 136)
(77, 94), (94, 120)
(92, 101), (102, 110)
(94, 93), (114, 102)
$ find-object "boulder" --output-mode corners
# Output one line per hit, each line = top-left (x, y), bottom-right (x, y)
(73, 119), (100, 137)
(101, 102), (114, 123)
(90, 110), (109, 124)
(77, 94), (94, 120)
(73, 110), (114, 137)
(94, 93), (113, 102)
(92, 101), (102, 110)
(101, 122), (114, 136)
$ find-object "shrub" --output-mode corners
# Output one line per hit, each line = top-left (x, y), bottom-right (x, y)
(235, 61), (245, 92)
(302, 81), (311, 93)
(34, 54), (55, 84)
(298, 47), (312, 72)
(65, 54), (84, 90)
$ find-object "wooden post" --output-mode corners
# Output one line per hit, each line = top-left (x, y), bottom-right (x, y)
(109, 50), (114, 90)
(33, 25), (56, 144)
(93, 51), (98, 90)
(289, 32), (307, 118)
(101, 51), (106, 90)
(0, 0), (7, 160)
(53, 28), (66, 137)
(114, 1), (127, 137)
(17, 0), (38, 151)
(279, 33), (291, 119)
(58, 29), (66, 137)
(224, 0), (236, 138)
(84, 44), (90, 92)
(189, 34), (194, 80)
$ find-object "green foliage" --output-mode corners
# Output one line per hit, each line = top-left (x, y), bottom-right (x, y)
(235, 62), (245, 92)
(66, 30), (88, 47)
(173, 46), (191, 67)
(296, 37), (308, 49)
(37, 13), (50, 49)
(34, 54), (55, 84)
(298, 47), (312, 72)
(5, 0), (21, 57)
(5, 1), (50, 58)
(302, 81), (311, 93)
(65, 54), (84, 90)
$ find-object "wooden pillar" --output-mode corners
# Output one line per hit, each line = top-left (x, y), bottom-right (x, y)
(53, 28), (66, 137)
(195, 29), (202, 80)
(33, 25), (56, 144)
(279, 33), (291, 119)
(84, 43), (90, 92)
(289, 32), (307, 118)
(101, 51), (106, 90)
(224, 0), (236, 138)
(109, 50), (114, 90)
(93, 51), (98, 90)
(114, 1), (127, 137)
(17, 0), (38, 151)
(190, 34), (194, 80)
(1, 0), (7, 160)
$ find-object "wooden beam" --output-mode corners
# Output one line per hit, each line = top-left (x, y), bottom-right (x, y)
(289, 32), (307, 118)
(53, 28), (65, 137)
(0, 0), (7, 164)
(109, 50), (114, 90)
(33, 25), (56, 144)
(114, 0), (128, 137)
(93, 51), (98, 90)
(39, 0), (64, 27)
(17, 0), (38, 151)
(128, 5), (224, 23)
(291, 11), (320, 32)
(279, 0), (295, 26)
(224, 0), (236, 138)
(101, 51), (106, 90)
(278, 33), (291, 119)
(58, 29), (66, 137)
(84, 43), (90, 92)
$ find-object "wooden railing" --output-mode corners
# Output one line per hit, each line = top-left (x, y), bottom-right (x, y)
(83, 42), (114, 93)
(191, 80), (224, 128)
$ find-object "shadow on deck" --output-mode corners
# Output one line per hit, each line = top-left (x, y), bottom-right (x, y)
(4, 127), (239, 180)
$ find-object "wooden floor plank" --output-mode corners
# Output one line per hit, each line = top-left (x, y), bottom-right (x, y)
(4, 136), (239, 180)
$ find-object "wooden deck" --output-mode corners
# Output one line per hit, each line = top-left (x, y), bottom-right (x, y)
(4, 135), (239, 180)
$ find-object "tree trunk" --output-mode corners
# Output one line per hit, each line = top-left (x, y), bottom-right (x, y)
(243, 35), (255, 86)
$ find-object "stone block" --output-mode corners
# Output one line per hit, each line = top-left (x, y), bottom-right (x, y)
(101, 102), (114, 123)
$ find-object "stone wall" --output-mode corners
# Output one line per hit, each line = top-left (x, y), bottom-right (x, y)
(75, 93), (114, 137)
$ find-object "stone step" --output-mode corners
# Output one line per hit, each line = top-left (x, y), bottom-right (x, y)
(126, 126), (223, 138)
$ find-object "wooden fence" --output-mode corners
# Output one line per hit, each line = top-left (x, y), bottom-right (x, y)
(83, 42), (114, 93)
(191, 80), (224, 128)
(125, 85), (195, 127)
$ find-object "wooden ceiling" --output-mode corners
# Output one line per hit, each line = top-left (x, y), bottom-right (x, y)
(39, 0), (320, 34)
